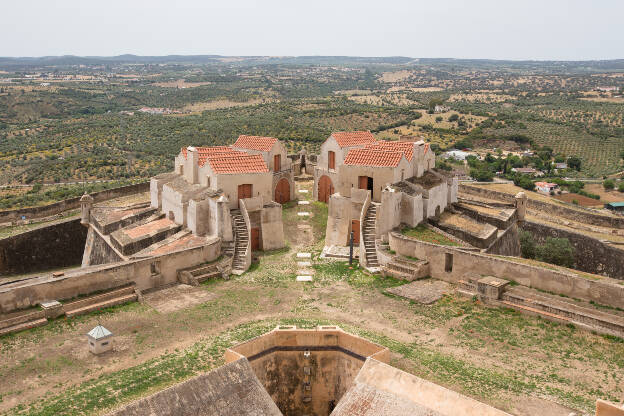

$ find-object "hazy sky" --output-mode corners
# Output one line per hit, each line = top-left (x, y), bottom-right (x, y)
(2, 0), (623, 60)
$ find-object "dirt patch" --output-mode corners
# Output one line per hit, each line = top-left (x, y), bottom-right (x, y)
(180, 99), (270, 113)
(584, 184), (624, 203)
(152, 80), (213, 88)
(386, 280), (452, 304)
(143, 284), (218, 313)
(553, 193), (603, 207)
(380, 70), (412, 83)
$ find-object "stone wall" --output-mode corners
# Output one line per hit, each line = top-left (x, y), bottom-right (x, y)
(460, 184), (624, 228)
(388, 231), (624, 309)
(0, 218), (88, 275)
(0, 182), (149, 223)
(82, 227), (123, 267)
(485, 224), (521, 256)
(520, 221), (624, 280)
(0, 237), (220, 313)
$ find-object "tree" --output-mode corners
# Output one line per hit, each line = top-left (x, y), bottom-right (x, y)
(603, 179), (615, 190)
(448, 113), (459, 122)
(567, 156), (582, 171)
(469, 168), (494, 182)
(519, 231), (536, 259)
(536, 237), (575, 268)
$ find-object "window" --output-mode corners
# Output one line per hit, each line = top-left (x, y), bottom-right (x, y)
(150, 261), (161, 275)
(401, 169), (405, 181)
(90, 342), (94, 346)
(328, 151), (335, 170)
(101, 341), (109, 346)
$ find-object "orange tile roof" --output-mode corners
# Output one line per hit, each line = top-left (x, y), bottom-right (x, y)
(206, 153), (269, 174)
(344, 148), (405, 167)
(233, 135), (278, 152)
(331, 131), (377, 148)
(365, 140), (414, 161)
(180, 146), (245, 167)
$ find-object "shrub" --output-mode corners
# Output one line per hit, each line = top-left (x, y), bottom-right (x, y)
(448, 114), (459, 122)
(603, 179), (615, 190)
(469, 168), (493, 182)
(519, 231), (536, 259)
(536, 237), (575, 268)
(618, 182), (624, 193)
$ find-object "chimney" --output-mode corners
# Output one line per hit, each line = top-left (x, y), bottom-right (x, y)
(186, 146), (199, 184)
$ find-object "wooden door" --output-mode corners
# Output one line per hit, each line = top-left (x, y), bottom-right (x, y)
(275, 178), (290, 204)
(328, 151), (335, 170)
(237, 184), (252, 206)
(318, 175), (333, 203)
(351, 220), (360, 245)
(274, 154), (281, 172)
(251, 227), (260, 251)
(358, 176), (368, 190)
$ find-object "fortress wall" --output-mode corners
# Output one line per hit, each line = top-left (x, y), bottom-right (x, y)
(82, 227), (123, 267)
(520, 221), (624, 280)
(485, 224), (521, 257)
(0, 182), (150, 223)
(460, 184), (624, 229)
(0, 218), (88, 275)
(0, 238), (220, 313)
(389, 232), (624, 310)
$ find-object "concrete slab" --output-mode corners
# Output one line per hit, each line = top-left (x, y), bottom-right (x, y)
(298, 200), (310, 205)
(297, 212), (310, 217)
(298, 189), (309, 193)
(296, 276), (313, 282)
(297, 261), (312, 267)
(296, 252), (311, 259)
(386, 280), (452, 304)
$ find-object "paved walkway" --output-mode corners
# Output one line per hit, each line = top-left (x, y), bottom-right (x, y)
(295, 187), (314, 282)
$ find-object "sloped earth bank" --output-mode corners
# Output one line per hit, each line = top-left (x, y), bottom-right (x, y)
(1, 181), (622, 416)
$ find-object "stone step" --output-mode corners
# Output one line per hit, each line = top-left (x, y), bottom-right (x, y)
(196, 271), (222, 283)
(63, 286), (136, 311)
(387, 262), (418, 275)
(296, 276), (313, 282)
(0, 317), (48, 336)
(65, 294), (137, 318)
(297, 252), (312, 258)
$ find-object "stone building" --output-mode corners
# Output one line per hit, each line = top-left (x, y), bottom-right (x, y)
(316, 131), (457, 270)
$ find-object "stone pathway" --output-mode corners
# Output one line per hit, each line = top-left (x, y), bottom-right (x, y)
(295, 183), (314, 282)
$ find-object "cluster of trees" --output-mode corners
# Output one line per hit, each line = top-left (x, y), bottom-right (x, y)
(603, 179), (624, 192)
(519, 231), (575, 268)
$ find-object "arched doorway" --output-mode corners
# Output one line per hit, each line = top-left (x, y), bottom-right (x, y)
(274, 178), (290, 204)
(318, 175), (334, 203)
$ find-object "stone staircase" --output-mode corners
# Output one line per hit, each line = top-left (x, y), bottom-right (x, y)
(0, 310), (48, 337)
(64, 285), (138, 318)
(231, 210), (249, 274)
(363, 203), (379, 269)
(382, 256), (430, 281)
(178, 258), (231, 285)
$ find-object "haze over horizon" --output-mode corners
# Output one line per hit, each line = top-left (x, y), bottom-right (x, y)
(2, 0), (623, 61)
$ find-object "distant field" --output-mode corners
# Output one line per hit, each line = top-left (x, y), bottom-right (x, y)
(584, 184), (624, 203)
(552, 193), (603, 207)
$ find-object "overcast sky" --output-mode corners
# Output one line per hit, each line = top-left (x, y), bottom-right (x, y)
(2, 0), (622, 60)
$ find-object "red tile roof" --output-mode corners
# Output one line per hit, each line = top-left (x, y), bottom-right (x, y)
(344, 148), (405, 167)
(233, 135), (278, 152)
(365, 140), (414, 161)
(331, 131), (377, 148)
(181, 146), (245, 167)
(206, 153), (269, 174)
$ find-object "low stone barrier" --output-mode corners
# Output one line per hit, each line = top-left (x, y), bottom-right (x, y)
(389, 231), (624, 310)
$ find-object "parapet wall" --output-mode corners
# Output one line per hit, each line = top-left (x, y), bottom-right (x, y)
(0, 218), (88, 275)
(460, 184), (624, 229)
(520, 221), (624, 280)
(0, 182), (149, 223)
(0, 237), (220, 313)
(389, 231), (624, 310)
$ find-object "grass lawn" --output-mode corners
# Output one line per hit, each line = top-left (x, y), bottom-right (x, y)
(402, 224), (460, 246)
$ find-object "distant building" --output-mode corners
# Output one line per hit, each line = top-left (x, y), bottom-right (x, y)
(554, 162), (568, 170)
(434, 105), (450, 113)
(521, 150), (535, 158)
(512, 167), (543, 177)
(596, 86), (618, 92)
(443, 149), (471, 161)
(605, 202), (624, 212)
(535, 182), (560, 195)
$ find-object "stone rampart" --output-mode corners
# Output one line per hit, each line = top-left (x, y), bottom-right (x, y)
(389, 231), (624, 309)
(485, 224), (521, 257)
(0, 237), (220, 313)
(520, 221), (624, 280)
(0, 182), (149, 223)
(0, 218), (88, 275)
(460, 184), (624, 228)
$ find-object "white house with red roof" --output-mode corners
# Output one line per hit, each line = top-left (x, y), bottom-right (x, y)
(149, 137), (292, 274)
(315, 131), (457, 271)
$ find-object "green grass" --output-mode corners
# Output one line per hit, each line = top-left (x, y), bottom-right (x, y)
(401, 224), (459, 246)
